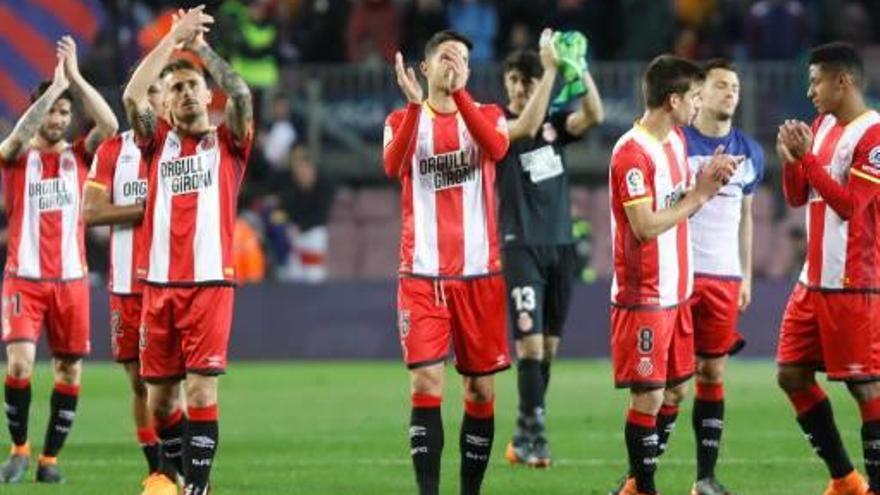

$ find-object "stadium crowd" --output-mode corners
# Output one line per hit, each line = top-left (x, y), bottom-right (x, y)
(2, 0), (878, 285)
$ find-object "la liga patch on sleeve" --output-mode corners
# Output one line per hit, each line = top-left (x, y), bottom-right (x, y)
(626, 168), (646, 196)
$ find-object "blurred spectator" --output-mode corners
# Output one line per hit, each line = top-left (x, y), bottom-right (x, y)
(674, 26), (701, 59)
(619, 0), (676, 59)
(675, 0), (716, 28)
(545, 0), (622, 59)
(745, 0), (810, 60)
(261, 95), (299, 172)
(347, 0), (400, 65)
(217, 0), (281, 90)
(448, 0), (498, 62)
(274, 145), (337, 283)
(294, 0), (350, 62)
(832, 0), (873, 46)
(402, 0), (448, 59)
(234, 212), (267, 284)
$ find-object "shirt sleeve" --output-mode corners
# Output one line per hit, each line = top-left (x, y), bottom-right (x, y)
(611, 146), (655, 208)
(72, 137), (95, 172)
(86, 136), (121, 191)
(849, 127), (880, 192)
(742, 137), (766, 195)
(548, 110), (577, 147)
(382, 105), (420, 179)
(219, 123), (253, 176)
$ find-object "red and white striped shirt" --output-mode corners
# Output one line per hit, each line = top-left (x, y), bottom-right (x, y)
(87, 130), (148, 294)
(1, 140), (90, 280)
(795, 111), (880, 290)
(609, 125), (692, 307)
(137, 120), (251, 285)
(383, 93), (508, 278)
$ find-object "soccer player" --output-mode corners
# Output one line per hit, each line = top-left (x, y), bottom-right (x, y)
(383, 30), (510, 495)
(776, 42), (880, 495)
(82, 79), (170, 491)
(607, 55), (735, 495)
(496, 29), (604, 468)
(123, 6), (253, 494)
(682, 59), (764, 495)
(0, 36), (118, 483)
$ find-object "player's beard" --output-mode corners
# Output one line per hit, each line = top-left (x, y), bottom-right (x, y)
(38, 125), (64, 145)
(713, 108), (734, 122)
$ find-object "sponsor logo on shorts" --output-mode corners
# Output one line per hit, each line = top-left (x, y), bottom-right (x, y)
(636, 357), (654, 377)
(517, 311), (533, 332)
(206, 356), (224, 368)
(398, 310), (411, 339)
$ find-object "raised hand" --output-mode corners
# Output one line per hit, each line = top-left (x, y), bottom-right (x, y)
(56, 35), (80, 79)
(779, 119), (812, 160)
(776, 126), (797, 165)
(695, 145), (737, 201)
(394, 52), (423, 104)
(439, 45), (468, 93)
(51, 58), (70, 92)
(538, 28), (559, 72)
(169, 5), (213, 47)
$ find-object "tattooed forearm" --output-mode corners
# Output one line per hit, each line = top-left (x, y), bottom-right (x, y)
(124, 99), (157, 140)
(195, 44), (253, 138)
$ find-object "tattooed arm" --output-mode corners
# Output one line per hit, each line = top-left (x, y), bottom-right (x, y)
(0, 60), (69, 162)
(191, 37), (253, 144)
(57, 36), (118, 154)
(122, 6), (213, 140)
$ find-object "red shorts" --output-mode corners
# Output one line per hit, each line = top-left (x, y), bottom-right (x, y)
(397, 275), (510, 376)
(1, 277), (90, 357)
(690, 276), (745, 357)
(139, 285), (234, 381)
(611, 304), (695, 389)
(110, 293), (142, 362)
(777, 283), (880, 381)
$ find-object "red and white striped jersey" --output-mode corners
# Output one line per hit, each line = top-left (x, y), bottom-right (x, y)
(799, 111), (880, 290)
(609, 124), (693, 307)
(384, 102), (506, 278)
(87, 130), (148, 294)
(137, 120), (251, 285)
(1, 140), (90, 280)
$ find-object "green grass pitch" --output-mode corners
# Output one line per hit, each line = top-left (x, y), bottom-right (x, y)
(0, 360), (867, 494)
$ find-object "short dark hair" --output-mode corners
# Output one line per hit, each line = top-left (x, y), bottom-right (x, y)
(703, 58), (737, 75)
(503, 50), (543, 80)
(29, 80), (74, 105)
(808, 42), (865, 87)
(642, 55), (704, 109)
(424, 30), (473, 58)
(159, 58), (204, 80)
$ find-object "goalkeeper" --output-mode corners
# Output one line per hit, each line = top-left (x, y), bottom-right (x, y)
(497, 28), (605, 467)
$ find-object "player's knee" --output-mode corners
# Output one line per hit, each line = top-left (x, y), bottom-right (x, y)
(463, 376), (494, 404)
(6, 359), (33, 379)
(696, 359), (725, 383)
(186, 376), (218, 408)
(664, 382), (688, 406)
(847, 381), (880, 403)
(777, 367), (813, 394)
(516, 336), (544, 360)
(53, 358), (82, 385)
(130, 377), (148, 399)
(149, 387), (180, 418)
(543, 337), (560, 361)
(410, 366), (444, 396)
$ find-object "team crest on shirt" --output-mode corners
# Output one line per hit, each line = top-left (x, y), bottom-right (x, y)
(625, 168), (646, 196)
(541, 122), (558, 143)
(61, 156), (75, 171)
(866, 146), (880, 175)
(201, 135), (216, 150)
(398, 310), (411, 338)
